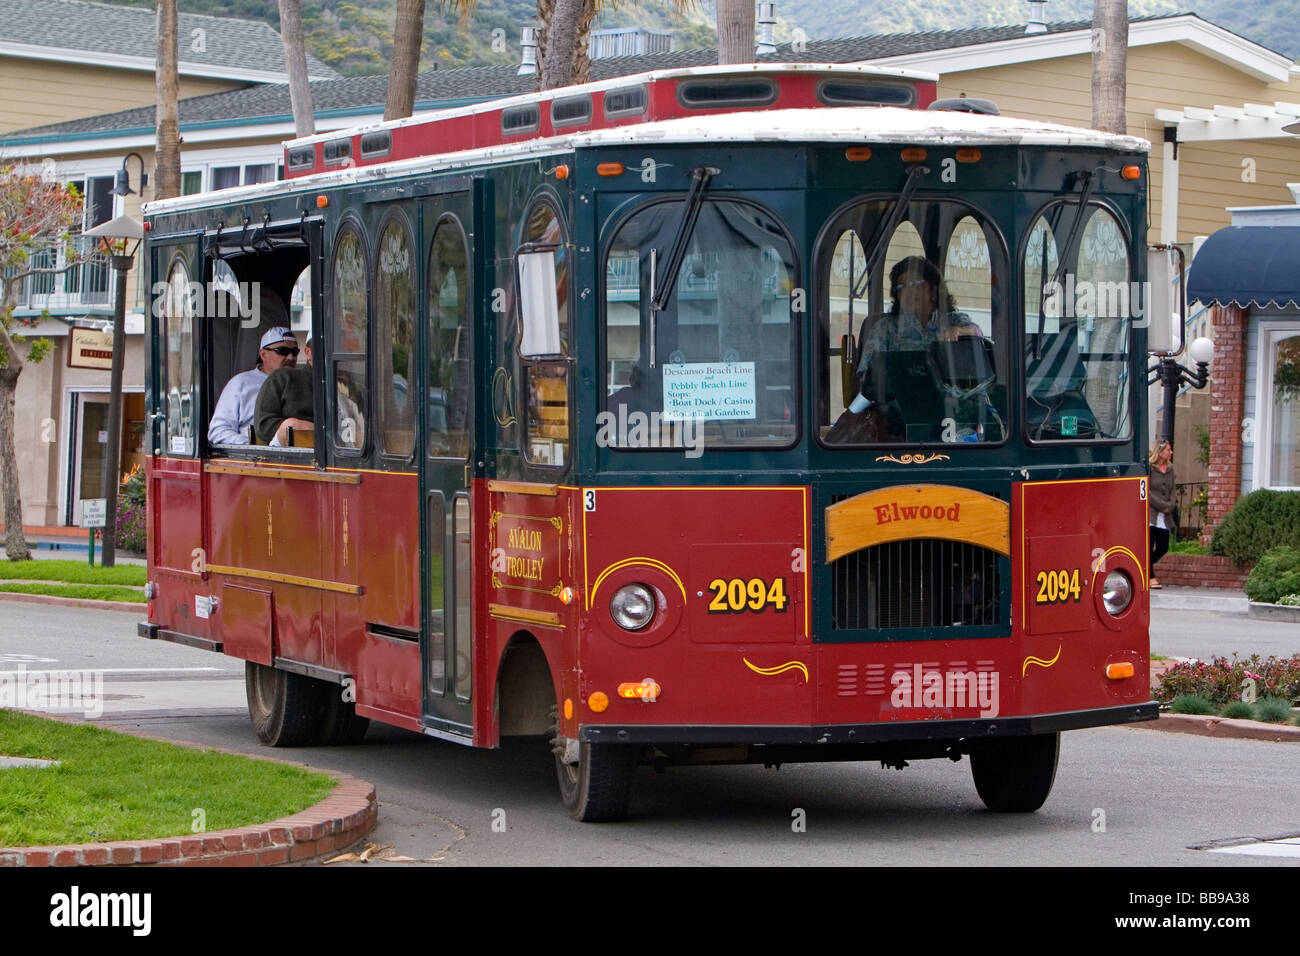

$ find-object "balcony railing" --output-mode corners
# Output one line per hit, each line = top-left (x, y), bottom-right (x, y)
(6, 244), (113, 311)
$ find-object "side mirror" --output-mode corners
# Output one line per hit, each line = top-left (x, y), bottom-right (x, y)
(1146, 244), (1185, 356)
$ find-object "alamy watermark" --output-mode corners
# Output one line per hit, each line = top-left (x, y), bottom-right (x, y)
(151, 280), (263, 328)
(0, 665), (103, 718)
(595, 403), (703, 459)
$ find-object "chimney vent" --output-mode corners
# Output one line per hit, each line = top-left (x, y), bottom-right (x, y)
(1026, 1), (1048, 35)
(519, 26), (537, 76)
(757, 2), (777, 55)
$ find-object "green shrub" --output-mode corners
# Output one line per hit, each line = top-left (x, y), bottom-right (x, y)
(1278, 593), (1300, 607)
(1220, 701), (1255, 719)
(1245, 547), (1300, 604)
(1170, 694), (1216, 715)
(1156, 654), (1300, 705)
(1210, 490), (1300, 563)
(1253, 698), (1295, 724)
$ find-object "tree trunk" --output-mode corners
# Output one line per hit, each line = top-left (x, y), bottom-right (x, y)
(279, 0), (315, 137)
(0, 291), (30, 561)
(717, 0), (756, 65)
(539, 0), (582, 90)
(570, 0), (598, 85)
(386, 0), (428, 120)
(536, 0), (555, 90)
(1091, 0), (1128, 134)
(155, 0), (181, 199)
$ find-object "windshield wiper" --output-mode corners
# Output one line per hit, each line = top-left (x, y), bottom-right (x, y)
(648, 165), (718, 368)
(852, 164), (929, 300)
(1034, 170), (1096, 357)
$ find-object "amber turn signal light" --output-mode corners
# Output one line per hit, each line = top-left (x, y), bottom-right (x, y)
(597, 162), (625, 176)
(1121, 165), (1141, 180)
(316, 195), (328, 208)
(901, 147), (928, 162)
(554, 164), (570, 180)
(1105, 662), (1135, 680)
(956, 148), (982, 163)
(844, 147), (872, 161)
(617, 679), (661, 701)
(588, 691), (609, 713)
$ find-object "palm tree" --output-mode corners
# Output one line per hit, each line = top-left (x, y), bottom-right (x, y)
(155, 0), (181, 199)
(1091, 0), (1127, 134)
(387, 0), (429, 120)
(716, 0), (755, 65)
(279, 0), (316, 136)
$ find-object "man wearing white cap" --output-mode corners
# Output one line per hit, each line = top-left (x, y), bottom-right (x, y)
(208, 327), (300, 445)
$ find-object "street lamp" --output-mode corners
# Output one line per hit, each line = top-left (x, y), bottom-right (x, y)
(83, 211), (143, 568)
(1149, 335), (1214, 444)
(112, 152), (148, 197)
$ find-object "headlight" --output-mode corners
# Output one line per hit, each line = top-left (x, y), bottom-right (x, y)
(1102, 571), (1133, 616)
(610, 583), (656, 631)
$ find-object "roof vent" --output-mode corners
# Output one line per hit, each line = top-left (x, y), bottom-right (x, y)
(756, 2), (777, 55)
(519, 26), (537, 76)
(929, 98), (1001, 116)
(1026, 1), (1048, 35)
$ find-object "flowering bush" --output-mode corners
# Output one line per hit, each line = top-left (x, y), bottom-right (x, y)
(115, 466), (146, 554)
(1156, 654), (1300, 706)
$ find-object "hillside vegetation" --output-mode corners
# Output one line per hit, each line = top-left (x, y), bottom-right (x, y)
(99, 0), (1300, 76)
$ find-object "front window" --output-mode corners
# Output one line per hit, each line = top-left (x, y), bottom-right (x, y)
(602, 199), (797, 451)
(1023, 202), (1133, 441)
(818, 198), (1008, 446)
(1261, 329), (1300, 488)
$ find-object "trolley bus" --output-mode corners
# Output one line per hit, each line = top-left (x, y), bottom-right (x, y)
(139, 63), (1164, 821)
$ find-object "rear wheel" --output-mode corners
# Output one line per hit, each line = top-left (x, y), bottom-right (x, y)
(555, 740), (638, 822)
(315, 687), (370, 746)
(245, 662), (329, 747)
(969, 732), (1060, 812)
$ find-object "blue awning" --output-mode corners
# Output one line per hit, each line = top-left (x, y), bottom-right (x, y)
(1188, 226), (1300, 308)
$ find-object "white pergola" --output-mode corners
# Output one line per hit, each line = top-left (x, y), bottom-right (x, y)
(1152, 102), (1300, 243)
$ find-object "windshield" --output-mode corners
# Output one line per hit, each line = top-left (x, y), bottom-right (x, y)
(602, 199), (798, 452)
(818, 198), (1009, 447)
(1023, 201), (1133, 441)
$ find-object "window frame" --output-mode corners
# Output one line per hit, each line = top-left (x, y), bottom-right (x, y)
(1019, 196), (1136, 448)
(329, 217), (372, 459)
(426, 212), (473, 462)
(598, 194), (804, 454)
(1252, 321), (1300, 491)
(373, 208), (418, 464)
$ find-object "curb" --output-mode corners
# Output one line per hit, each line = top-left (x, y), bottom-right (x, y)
(0, 771), (377, 867)
(0, 713), (379, 867)
(0, 591), (143, 613)
(1125, 712), (1300, 742)
(1248, 601), (1300, 623)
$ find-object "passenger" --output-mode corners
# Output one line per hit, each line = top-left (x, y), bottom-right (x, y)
(255, 332), (314, 446)
(208, 326), (300, 445)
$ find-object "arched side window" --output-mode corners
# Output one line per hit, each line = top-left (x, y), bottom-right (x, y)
(375, 213), (416, 459)
(162, 256), (196, 456)
(1023, 202), (1132, 442)
(332, 224), (369, 453)
(516, 197), (570, 468)
(427, 215), (472, 460)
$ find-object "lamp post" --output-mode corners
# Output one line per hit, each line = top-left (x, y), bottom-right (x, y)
(83, 212), (143, 568)
(1149, 335), (1214, 445)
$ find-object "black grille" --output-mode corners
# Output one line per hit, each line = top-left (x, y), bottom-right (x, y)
(832, 538), (1001, 631)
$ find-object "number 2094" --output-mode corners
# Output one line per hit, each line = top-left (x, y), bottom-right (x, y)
(708, 577), (788, 614)
(1035, 568), (1082, 604)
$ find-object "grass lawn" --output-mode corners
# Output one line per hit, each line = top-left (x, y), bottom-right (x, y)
(0, 711), (336, 847)
(0, 560), (146, 586)
(0, 583), (145, 603)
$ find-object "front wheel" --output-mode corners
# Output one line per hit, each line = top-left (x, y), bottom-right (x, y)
(969, 732), (1060, 812)
(555, 740), (638, 822)
(245, 661), (329, 747)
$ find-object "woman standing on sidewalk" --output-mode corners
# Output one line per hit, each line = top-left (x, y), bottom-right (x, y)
(1149, 439), (1176, 589)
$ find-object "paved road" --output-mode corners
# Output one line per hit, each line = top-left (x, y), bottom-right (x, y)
(3, 600), (1297, 866)
(1150, 608), (1300, 661)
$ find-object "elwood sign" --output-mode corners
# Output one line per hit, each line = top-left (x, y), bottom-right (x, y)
(67, 328), (113, 370)
(825, 484), (1010, 562)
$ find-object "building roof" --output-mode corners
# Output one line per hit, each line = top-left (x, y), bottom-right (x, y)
(0, 0), (339, 82)
(1, 11), (1286, 147)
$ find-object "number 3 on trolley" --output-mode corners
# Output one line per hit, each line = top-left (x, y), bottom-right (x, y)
(1034, 567), (1081, 604)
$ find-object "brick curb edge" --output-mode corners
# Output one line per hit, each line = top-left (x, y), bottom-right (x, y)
(0, 770), (377, 867)
(1126, 712), (1300, 742)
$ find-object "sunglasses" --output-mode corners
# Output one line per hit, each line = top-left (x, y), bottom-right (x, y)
(898, 278), (930, 290)
(264, 346), (299, 357)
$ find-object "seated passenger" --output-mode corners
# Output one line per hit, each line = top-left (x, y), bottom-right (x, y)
(208, 326), (300, 445)
(255, 333), (313, 446)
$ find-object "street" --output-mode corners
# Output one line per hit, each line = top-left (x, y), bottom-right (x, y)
(1, 600), (1297, 866)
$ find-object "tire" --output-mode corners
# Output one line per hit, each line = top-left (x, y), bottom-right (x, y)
(555, 740), (638, 822)
(244, 661), (329, 747)
(970, 732), (1060, 812)
(315, 686), (370, 746)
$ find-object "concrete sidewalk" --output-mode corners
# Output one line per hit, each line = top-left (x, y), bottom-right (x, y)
(1149, 585), (1248, 614)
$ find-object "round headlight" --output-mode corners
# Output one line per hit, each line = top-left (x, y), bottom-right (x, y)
(1102, 570), (1133, 616)
(610, 583), (656, 631)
